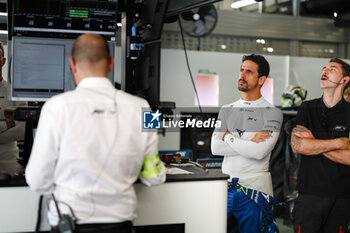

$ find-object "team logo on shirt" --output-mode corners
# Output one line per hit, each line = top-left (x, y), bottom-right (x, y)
(236, 128), (245, 137)
(247, 117), (257, 121)
(333, 125), (347, 132)
(143, 110), (161, 129)
(239, 108), (254, 112)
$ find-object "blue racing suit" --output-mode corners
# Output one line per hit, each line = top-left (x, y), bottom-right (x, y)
(227, 178), (284, 233)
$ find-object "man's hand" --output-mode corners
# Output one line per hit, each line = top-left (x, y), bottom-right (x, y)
(338, 137), (350, 150)
(5, 120), (15, 129)
(251, 130), (271, 143)
(291, 125), (350, 155)
(222, 131), (232, 141)
(292, 125), (314, 139)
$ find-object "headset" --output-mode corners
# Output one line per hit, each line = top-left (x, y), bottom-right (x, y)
(322, 77), (347, 85)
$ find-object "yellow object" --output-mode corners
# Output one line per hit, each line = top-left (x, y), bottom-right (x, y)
(141, 152), (163, 178)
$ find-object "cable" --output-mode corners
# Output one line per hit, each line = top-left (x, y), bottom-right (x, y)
(78, 88), (119, 220)
(46, 197), (76, 219)
(50, 194), (76, 233)
(178, 17), (203, 113)
(197, 37), (201, 51)
(52, 194), (63, 219)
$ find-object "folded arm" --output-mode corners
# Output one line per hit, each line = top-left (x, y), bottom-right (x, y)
(211, 107), (239, 156)
(211, 107), (282, 160)
(223, 130), (280, 160)
(291, 125), (349, 155)
(323, 150), (350, 165)
(211, 131), (239, 156)
(0, 121), (25, 144)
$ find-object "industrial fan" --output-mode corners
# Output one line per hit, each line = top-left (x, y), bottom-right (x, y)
(179, 4), (218, 38)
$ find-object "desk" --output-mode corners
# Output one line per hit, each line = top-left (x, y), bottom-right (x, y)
(0, 162), (228, 233)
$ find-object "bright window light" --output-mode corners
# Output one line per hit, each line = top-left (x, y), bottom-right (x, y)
(195, 74), (219, 107)
(0, 12), (7, 17)
(0, 30), (8, 34)
(231, 0), (257, 9)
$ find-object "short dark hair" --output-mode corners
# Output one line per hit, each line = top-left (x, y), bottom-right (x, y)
(329, 58), (350, 92)
(345, 79), (350, 92)
(242, 54), (270, 78)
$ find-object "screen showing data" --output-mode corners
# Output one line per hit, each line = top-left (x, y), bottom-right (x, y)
(11, 36), (115, 101)
(11, 0), (118, 38)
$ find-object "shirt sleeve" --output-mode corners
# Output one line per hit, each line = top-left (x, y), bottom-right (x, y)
(25, 100), (61, 194)
(211, 107), (239, 156)
(223, 107), (283, 160)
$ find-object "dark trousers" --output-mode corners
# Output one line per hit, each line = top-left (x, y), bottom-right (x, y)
(293, 193), (350, 233)
(51, 221), (133, 233)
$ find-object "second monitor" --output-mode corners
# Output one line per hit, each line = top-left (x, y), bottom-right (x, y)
(9, 36), (115, 101)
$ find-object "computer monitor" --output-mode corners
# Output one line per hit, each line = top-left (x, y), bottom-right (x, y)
(8, 0), (118, 39)
(9, 36), (115, 101)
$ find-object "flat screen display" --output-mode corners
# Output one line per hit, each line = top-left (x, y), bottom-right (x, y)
(10, 36), (115, 101)
(11, 0), (118, 39)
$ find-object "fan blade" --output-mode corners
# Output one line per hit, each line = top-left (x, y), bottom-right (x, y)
(191, 19), (207, 37)
(199, 5), (217, 18)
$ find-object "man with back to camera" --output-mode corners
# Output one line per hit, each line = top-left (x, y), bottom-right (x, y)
(211, 54), (283, 233)
(25, 34), (166, 233)
(291, 58), (350, 233)
(0, 41), (25, 161)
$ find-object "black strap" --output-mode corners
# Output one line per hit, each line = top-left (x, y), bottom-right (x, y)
(75, 221), (132, 233)
(35, 195), (44, 233)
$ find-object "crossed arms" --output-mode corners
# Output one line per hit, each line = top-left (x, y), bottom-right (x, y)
(211, 106), (282, 160)
(291, 125), (350, 165)
(211, 129), (279, 160)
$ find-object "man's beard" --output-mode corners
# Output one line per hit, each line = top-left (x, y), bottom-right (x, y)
(238, 79), (248, 92)
(238, 85), (248, 92)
